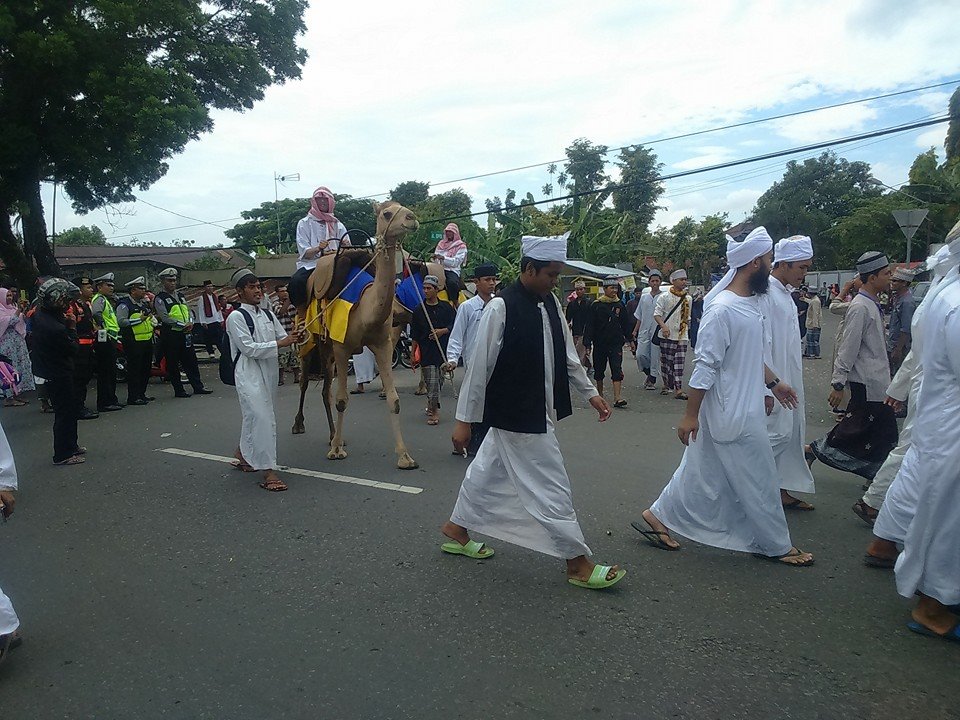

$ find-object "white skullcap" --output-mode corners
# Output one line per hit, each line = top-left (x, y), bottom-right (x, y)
(423, 274), (440, 287)
(856, 251), (889, 274)
(602, 277), (620, 287)
(521, 232), (569, 262)
(774, 235), (813, 264)
(703, 227), (774, 309)
(669, 269), (687, 281)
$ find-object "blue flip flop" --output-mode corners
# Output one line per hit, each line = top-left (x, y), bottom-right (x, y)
(907, 621), (960, 643)
(568, 564), (626, 590)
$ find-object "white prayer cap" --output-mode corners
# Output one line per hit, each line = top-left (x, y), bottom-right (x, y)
(602, 277), (620, 287)
(520, 232), (569, 262)
(774, 235), (813, 264)
(125, 276), (146, 288)
(647, 269), (662, 278)
(856, 251), (889, 274)
(574, 279), (586, 289)
(669, 269), (687, 281)
(703, 227), (774, 309)
(423, 274), (440, 287)
(891, 267), (914, 282)
(230, 268), (256, 288)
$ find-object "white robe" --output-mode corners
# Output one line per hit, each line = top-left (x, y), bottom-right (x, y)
(760, 277), (815, 493)
(352, 347), (378, 385)
(450, 293), (598, 558)
(445, 294), (487, 368)
(895, 278), (960, 605)
(226, 304), (287, 470)
(651, 290), (793, 557)
(0, 419), (20, 635)
(634, 287), (661, 381)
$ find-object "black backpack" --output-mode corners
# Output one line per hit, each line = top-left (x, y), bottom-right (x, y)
(219, 308), (273, 386)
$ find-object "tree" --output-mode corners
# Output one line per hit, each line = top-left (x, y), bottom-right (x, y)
(55, 224), (107, 246)
(0, 1), (308, 285)
(389, 181), (431, 208)
(612, 145), (664, 234)
(645, 214), (728, 284)
(751, 152), (881, 262)
(562, 138), (608, 218)
(946, 86), (960, 166)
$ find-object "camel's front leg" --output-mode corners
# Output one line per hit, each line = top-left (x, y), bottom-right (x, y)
(328, 344), (351, 460)
(292, 349), (310, 434)
(371, 338), (418, 470)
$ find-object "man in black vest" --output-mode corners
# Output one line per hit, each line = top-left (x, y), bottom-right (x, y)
(438, 233), (625, 590)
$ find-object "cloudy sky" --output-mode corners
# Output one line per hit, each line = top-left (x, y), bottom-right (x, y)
(44, 0), (960, 248)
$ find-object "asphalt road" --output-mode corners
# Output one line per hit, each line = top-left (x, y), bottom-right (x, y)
(0, 313), (956, 720)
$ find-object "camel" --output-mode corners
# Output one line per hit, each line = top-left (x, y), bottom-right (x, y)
(292, 201), (425, 469)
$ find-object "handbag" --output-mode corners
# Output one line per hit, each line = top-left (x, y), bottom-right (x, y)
(651, 294), (685, 346)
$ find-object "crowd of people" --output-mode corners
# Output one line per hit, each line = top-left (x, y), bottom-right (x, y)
(2, 192), (959, 665)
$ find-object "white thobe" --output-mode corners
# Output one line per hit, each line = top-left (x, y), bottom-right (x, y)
(0, 420), (20, 635)
(650, 291), (793, 557)
(760, 277), (815, 493)
(434, 243), (468, 275)
(352, 347), (378, 385)
(296, 216), (350, 271)
(863, 350), (920, 513)
(895, 278), (960, 605)
(450, 294), (598, 558)
(634, 288), (661, 381)
(445, 294), (487, 367)
(195, 293), (223, 324)
(226, 304), (287, 470)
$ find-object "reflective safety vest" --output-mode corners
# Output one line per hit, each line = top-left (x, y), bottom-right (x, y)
(92, 293), (120, 340)
(119, 298), (153, 341)
(158, 291), (191, 330)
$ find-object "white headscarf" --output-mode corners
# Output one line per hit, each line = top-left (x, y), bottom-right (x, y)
(703, 226), (774, 309)
(774, 235), (813, 264)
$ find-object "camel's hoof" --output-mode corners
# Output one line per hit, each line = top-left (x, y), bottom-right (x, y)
(292, 424), (305, 435)
(328, 447), (348, 460)
(397, 454), (418, 470)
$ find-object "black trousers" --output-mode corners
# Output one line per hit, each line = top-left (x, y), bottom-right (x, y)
(592, 342), (624, 382)
(160, 329), (203, 393)
(124, 338), (153, 402)
(74, 344), (95, 409)
(94, 340), (119, 409)
(47, 377), (79, 463)
(468, 421), (490, 456)
(201, 322), (223, 355)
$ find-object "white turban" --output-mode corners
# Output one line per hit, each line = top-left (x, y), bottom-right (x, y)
(774, 235), (813, 264)
(521, 232), (569, 262)
(669, 269), (687, 282)
(917, 217), (960, 313)
(703, 226), (774, 309)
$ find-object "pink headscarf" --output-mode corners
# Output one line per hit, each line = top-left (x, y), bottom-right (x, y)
(435, 223), (467, 257)
(308, 186), (340, 236)
(0, 289), (25, 338)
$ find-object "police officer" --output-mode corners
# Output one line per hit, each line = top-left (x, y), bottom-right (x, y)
(154, 268), (211, 398)
(91, 272), (123, 412)
(70, 276), (100, 420)
(116, 277), (155, 406)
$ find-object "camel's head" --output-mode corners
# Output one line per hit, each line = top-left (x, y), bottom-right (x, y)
(373, 201), (419, 246)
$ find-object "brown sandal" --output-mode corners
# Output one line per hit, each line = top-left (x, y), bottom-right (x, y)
(259, 476), (288, 492)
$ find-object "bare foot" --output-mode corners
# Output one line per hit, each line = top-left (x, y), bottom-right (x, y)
(866, 537), (898, 562)
(775, 547), (815, 566)
(641, 508), (680, 549)
(912, 595), (960, 635)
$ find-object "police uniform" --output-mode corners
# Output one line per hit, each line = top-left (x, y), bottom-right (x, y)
(116, 277), (155, 405)
(154, 268), (210, 397)
(91, 272), (123, 411)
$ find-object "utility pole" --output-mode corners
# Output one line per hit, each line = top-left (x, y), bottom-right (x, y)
(274, 172), (300, 251)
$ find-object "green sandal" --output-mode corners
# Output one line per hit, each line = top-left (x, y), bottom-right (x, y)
(568, 564), (626, 590)
(440, 539), (494, 559)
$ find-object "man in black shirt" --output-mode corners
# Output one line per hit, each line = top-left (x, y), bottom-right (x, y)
(584, 278), (632, 408)
(564, 280), (592, 369)
(411, 275), (456, 425)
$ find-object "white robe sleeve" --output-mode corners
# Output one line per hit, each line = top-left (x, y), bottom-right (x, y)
(227, 312), (279, 360)
(944, 306), (960, 380)
(555, 296), (597, 401)
(443, 246), (467, 270)
(454, 299), (505, 423)
(0, 421), (18, 491)
(688, 305), (730, 391)
(886, 349), (917, 402)
(446, 305), (468, 365)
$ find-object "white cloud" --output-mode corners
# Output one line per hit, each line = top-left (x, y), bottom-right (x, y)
(45, 0), (960, 248)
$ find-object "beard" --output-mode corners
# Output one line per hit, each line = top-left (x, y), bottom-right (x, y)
(748, 268), (770, 295)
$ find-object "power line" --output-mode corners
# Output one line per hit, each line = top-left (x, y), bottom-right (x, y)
(353, 78), (960, 198)
(133, 198), (232, 231)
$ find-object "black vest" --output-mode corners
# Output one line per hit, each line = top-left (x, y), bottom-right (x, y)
(483, 281), (572, 434)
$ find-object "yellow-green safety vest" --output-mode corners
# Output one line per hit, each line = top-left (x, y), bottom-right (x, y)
(168, 300), (191, 328)
(128, 305), (154, 342)
(92, 293), (120, 340)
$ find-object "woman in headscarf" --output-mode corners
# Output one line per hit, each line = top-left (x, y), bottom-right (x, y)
(432, 223), (467, 308)
(0, 287), (34, 407)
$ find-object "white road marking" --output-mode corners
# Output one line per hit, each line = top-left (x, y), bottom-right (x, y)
(157, 447), (424, 495)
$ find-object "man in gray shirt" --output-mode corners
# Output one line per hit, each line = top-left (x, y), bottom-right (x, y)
(887, 267), (915, 374)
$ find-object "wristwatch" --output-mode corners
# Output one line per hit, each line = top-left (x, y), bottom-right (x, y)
(765, 378), (780, 389)
(831, 382), (845, 392)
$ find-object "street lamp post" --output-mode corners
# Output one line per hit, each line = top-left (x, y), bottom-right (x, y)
(274, 172), (300, 251)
